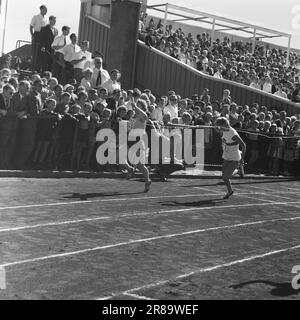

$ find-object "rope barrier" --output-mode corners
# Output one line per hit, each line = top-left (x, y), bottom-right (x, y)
(164, 123), (300, 140)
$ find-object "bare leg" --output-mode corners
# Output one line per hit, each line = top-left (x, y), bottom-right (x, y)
(137, 163), (151, 192)
(222, 161), (237, 199)
(223, 177), (233, 195)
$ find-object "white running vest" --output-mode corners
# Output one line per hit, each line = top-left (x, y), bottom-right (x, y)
(222, 127), (242, 161)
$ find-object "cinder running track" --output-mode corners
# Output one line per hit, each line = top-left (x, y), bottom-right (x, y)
(0, 176), (299, 300)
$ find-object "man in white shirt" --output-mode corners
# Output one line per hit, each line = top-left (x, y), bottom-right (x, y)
(262, 76), (272, 93)
(30, 5), (48, 71)
(90, 57), (110, 89)
(73, 41), (92, 84)
(101, 69), (122, 96)
(61, 33), (81, 84)
(249, 76), (261, 90)
(214, 68), (223, 79)
(51, 26), (71, 82)
(163, 95), (178, 120)
(152, 97), (164, 122)
(274, 85), (288, 99)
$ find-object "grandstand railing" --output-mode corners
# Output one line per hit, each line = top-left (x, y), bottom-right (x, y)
(135, 41), (300, 116)
(15, 40), (31, 49)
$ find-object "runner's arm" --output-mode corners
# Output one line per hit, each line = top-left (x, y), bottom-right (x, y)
(232, 135), (246, 159)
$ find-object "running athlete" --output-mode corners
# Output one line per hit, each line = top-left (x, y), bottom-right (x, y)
(215, 117), (246, 199)
(127, 99), (152, 193)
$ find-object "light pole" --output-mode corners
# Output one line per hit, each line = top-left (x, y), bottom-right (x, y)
(1, 0), (8, 56)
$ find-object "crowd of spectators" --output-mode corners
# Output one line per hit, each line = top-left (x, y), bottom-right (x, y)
(139, 13), (300, 103)
(0, 5), (299, 177)
(1, 63), (300, 176)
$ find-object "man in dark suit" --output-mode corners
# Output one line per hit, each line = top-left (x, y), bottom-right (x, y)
(30, 5), (48, 71)
(0, 84), (15, 114)
(106, 89), (121, 114)
(0, 84), (16, 168)
(39, 16), (58, 72)
(14, 80), (43, 169)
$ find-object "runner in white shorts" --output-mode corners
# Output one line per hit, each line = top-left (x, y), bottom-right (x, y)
(127, 99), (152, 193)
(215, 117), (246, 199)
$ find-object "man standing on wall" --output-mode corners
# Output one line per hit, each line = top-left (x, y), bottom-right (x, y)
(39, 16), (59, 72)
(30, 5), (48, 71)
(61, 33), (81, 85)
(51, 26), (71, 82)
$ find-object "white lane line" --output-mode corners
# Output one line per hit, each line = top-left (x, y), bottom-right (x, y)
(280, 186), (300, 192)
(0, 195), (299, 233)
(193, 186), (220, 194)
(99, 244), (300, 299)
(1, 189), (300, 212)
(1, 215), (300, 269)
(0, 193), (222, 211)
(97, 295), (116, 300)
(247, 185), (298, 201)
(0, 216), (111, 233)
(123, 293), (156, 300)
(235, 193), (274, 203)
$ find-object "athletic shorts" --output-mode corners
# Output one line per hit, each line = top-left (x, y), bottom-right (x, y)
(222, 160), (240, 179)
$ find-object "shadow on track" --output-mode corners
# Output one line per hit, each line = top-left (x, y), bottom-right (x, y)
(160, 198), (225, 208)
(62, 191), (144, 201)
(229, 280), (300, 297)
(181, 179), (297, 189)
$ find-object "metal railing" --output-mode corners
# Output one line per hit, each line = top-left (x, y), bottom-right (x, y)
(15, 40), (31, 49)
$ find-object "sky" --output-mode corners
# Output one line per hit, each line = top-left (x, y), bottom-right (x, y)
(0, 0), (299, 54)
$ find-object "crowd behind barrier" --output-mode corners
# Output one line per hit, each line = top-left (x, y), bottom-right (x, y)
(0, 65), (300, 176)
(138, 12), (300, 104)
(0, 5), (299, 177)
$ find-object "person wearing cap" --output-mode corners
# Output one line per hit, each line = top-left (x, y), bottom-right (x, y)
(101, 69), (121, 96)
(30, 5), (48, 71)
(90, 57), (110, 89)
